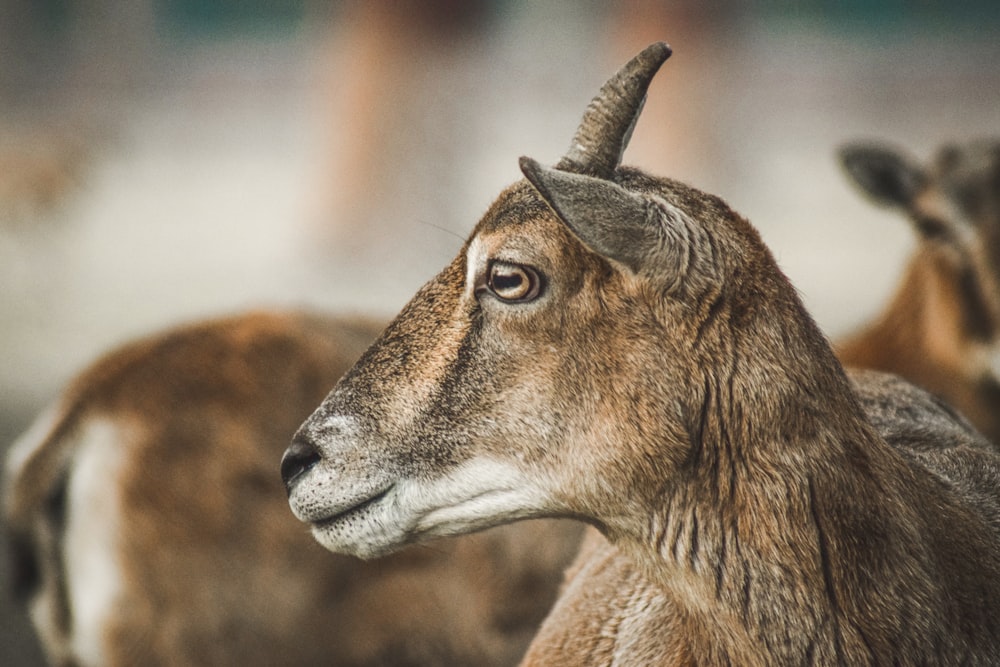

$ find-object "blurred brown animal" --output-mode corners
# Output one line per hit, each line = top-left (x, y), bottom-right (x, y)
(837, 139), (1000, 443)
(4, 311), (582, 666)
(283, 44), (1000, 665)
(0, 129), (87, 221)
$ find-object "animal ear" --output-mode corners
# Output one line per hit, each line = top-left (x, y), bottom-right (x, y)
(839, 143), (927, 209)
(520, 157), (689, 281)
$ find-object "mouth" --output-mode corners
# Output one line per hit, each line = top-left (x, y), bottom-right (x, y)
(312, 484), (395, 529)
(304, 482), (408, 559)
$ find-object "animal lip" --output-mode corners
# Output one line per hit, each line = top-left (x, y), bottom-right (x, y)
(315, 485), (394, 527)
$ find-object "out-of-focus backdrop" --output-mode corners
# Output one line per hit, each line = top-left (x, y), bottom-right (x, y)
(1, 1), (998, 663)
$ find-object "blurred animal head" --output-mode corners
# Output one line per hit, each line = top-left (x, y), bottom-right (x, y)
(838, 139), (1000, 441)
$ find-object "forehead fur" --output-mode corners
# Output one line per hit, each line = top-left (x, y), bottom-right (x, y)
(474, 180), (551, 236)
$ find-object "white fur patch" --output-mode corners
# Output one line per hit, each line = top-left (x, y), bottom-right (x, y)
(300, 455), (552, 559)
(405, 458), (551, 536)
(63, 417), (126, 667)
(464, 235), (488, 300)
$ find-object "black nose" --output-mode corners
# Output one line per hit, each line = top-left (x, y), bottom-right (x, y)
(281, 436), (321, 491)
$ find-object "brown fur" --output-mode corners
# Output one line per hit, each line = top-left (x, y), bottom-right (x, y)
(523, 371), (1000, 666)
(838, 140), (1000, 442)
(5, 311), (582, 666)
(286, 49), (1000, 665)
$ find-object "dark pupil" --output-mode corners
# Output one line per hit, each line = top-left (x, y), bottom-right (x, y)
(493, 270), (524, 293)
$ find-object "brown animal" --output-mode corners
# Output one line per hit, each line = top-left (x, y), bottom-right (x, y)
(837, 139), (1000, 443)
(283, 44), (1000, 664)
(4, 311), (582, 666)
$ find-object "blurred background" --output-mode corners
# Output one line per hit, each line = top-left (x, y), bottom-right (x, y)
(1, 0), (998, 663)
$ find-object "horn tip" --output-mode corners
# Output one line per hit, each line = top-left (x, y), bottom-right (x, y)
(645, 41), (672, 64)
(629, 42), (672, 70)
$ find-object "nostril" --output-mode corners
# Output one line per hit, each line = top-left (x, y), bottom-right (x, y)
(281, 437), (321, 491)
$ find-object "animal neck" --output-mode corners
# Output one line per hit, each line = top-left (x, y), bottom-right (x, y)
(869, 252), (998, 380)
(611, 357), (939, 663)
(838, 251), (1000, 442)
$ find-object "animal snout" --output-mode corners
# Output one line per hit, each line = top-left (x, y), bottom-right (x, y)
(281, 435), (321, 492)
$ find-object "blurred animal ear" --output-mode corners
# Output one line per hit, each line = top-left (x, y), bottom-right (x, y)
(520, 157), (691, 283)
(839, 142), (927, 209)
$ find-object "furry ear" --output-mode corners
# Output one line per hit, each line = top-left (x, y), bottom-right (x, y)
(520, 157), (692, 284)
(840, 143), (927, 209)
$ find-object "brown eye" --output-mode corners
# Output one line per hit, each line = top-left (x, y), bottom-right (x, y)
(486, 261), (542, 302)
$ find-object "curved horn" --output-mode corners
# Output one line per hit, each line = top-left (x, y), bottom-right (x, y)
(557, 42), (672, 178)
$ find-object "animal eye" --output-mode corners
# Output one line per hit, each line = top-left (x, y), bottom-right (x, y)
(486, 261), (542, 302)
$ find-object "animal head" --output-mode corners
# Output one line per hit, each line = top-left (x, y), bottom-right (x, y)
(282, 43), (849, 559)
(840, 139), (1000, 333)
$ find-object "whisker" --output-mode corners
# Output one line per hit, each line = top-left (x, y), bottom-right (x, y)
(416, 219), (466, 244)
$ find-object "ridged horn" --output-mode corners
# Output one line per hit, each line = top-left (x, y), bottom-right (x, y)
(557, 42), (672, 178)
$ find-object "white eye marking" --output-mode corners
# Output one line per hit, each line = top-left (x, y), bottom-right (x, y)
(464, 236), (490, 299)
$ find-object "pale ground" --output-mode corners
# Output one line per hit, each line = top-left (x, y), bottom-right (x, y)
(0, 4), (997, 664)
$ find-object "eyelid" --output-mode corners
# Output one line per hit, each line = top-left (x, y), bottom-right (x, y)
(486, 260), (543, 302)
